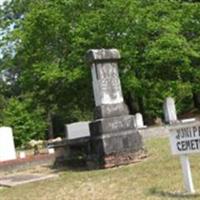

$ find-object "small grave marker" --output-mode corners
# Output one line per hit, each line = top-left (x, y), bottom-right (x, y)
(135, 113), (147, 129)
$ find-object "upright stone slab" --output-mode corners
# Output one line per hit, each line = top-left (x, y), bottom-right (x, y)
(163, 97), (178, 124)
(86, 49), (144, 168)
(0, 127), (16, 162)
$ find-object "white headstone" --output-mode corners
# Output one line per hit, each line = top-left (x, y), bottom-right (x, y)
(163, 97), (178, 124)
(0, 127), (16, 161)
(135, 113), (145, 128)
(65, 122), (90, 140)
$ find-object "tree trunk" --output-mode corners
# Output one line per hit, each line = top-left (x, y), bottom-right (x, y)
(47, 111), (54, 139)
(193, 93), (200, 109)
(125, 92), (139, 114)
(138, 96), (145, 116)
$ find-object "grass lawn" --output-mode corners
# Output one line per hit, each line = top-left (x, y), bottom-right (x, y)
(1, 137), (200, 200)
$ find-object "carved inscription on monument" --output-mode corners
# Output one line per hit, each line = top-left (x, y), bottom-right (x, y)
(95, 62), (123, 105)
(87, 49), (144, 167)
(109, 117), (133, 131)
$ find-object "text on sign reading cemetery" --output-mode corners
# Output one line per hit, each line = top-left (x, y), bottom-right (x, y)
(169, 122), (200, 155)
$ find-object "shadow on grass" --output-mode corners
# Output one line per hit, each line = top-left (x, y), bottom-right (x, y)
(149, 187), (200, 199)
(50, 157), (89, 172)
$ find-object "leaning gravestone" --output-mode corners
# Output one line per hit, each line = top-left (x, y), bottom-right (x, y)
(86, 49), (144, 168)
(0, 127), (16, 162)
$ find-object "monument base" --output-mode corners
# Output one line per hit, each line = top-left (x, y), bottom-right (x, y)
(87, 150), (147, 169)
(88, 120), (145, 168)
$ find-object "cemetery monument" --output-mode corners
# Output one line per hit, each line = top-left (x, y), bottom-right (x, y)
(86, 49), (144, 168)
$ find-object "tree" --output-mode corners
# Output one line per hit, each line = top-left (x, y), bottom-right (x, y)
(1, 0), (200, 145)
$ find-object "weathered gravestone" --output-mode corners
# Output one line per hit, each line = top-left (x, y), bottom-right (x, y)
(86, 49), (144, 168)
(0, 127), (16, 162)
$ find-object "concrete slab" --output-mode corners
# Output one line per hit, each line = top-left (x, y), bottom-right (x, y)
(0, 174), (58, 187)
(65, 121), (90, 140)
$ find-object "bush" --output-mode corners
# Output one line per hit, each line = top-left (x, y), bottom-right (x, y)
(2, 97), (47, 147)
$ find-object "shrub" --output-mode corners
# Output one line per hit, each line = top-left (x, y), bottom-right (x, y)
(2, 97), (47, 147)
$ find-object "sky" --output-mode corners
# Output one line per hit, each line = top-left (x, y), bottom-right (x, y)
(0, 0), (11, 59)
(0, 0), (3, 58)
(0, 0), (8, 6)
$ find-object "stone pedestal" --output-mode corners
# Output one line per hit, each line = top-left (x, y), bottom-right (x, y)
(86, 49), (144, 168)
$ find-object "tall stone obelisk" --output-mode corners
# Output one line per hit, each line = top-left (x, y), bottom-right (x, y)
(86, 49), (144, 168)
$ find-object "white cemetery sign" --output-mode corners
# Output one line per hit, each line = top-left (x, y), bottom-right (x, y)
(164, 97), (195, 194)
(169, 122), (200, 155)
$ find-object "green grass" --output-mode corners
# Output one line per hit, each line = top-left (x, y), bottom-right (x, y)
(1, 138), (200, 200)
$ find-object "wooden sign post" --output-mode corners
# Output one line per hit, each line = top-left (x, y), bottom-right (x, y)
(168, 122), (200, 194)
(164, 97), (196, 194)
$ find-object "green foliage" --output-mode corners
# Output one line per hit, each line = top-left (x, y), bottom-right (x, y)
(2, 97), (47, 147)
(0, 0), (200, 140)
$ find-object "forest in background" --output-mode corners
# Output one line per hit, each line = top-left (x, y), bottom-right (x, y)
(0, 0), (200, 147)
